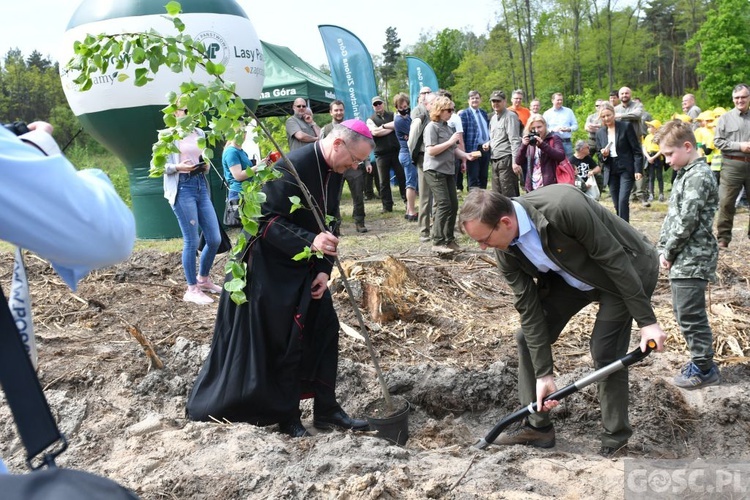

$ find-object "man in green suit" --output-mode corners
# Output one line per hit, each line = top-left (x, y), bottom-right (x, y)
(458, 185), (667, 457)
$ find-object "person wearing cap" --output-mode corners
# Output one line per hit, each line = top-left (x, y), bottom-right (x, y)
(643, 119), (666, 202)
(187, 120), (375, 438)
(509, 89), (531, 130)
(486, 90), (522, 197)
(709, 108), (727, 185)
(542, 92), (578, 159)
(367, 95), (406, 213)
(411, 86), (432, 119)
(320, 100), (369, 233)
(459, 90), (492, 190)
(713, 83), (750, 248)
(285, 98), (321, 151)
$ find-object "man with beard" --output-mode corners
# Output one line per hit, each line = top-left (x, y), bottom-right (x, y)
(615, 87), (649, 207)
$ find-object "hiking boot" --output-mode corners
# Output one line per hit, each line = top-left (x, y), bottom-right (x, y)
(673, 362), (720, 390)
(599, 444), (628, 458)
(355, 223), (368, 233)
(493, 420), (555, 449)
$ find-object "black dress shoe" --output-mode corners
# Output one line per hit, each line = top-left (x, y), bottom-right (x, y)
(278, 420), (310, 437)
(313, 409), (370, 431)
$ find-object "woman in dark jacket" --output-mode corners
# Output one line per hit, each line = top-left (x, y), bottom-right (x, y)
(515, 113), (566, 192)
(595, 102), (643, 222)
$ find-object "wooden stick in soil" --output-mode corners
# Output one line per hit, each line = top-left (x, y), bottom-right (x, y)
(251, 114), (394, 412)
(126, 325), (164, 370)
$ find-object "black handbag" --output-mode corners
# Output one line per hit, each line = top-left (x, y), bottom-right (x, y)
(223, 198), (242, 228)
(0, 286), (139, 499)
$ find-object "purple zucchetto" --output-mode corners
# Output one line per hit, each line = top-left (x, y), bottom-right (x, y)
(340, 119), (373, 139)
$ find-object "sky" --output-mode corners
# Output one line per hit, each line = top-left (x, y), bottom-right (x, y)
(0, 0), (496, 69)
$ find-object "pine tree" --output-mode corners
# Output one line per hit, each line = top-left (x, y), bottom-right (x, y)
(380, 27), (401, 103)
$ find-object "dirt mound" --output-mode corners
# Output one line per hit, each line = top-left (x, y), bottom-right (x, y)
(1, 218), (749, 498)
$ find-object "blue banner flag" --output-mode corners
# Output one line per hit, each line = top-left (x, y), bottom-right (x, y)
(318, 25), (378, 121)
(406, 56), (439, 109)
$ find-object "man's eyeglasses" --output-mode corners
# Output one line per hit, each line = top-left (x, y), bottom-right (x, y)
(478, 223), (497, 246)
(733, 94), (750, 100)
(341, 140), (367, 165)
(295, 104), (307, 109)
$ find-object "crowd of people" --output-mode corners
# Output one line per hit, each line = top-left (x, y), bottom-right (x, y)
(3, 81), (746, 470)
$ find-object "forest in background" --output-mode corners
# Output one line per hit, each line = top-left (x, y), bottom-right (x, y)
(1, 0), (748, 205)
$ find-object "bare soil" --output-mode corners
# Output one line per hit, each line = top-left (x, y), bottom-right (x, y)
(1, 201), (749, 499)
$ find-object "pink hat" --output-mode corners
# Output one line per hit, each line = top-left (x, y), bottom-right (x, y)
(340, 119), (372, 139)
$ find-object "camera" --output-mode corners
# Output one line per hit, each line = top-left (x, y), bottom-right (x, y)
(527, 131), (539, 146)
(3, 121), (30, 136)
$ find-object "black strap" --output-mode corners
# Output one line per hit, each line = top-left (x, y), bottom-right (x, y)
(0, 286), (66, 468)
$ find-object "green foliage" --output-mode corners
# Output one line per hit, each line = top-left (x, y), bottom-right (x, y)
(64, 145), (131, 206)
(64, 2), (332, 305)
(689, 0), (750, 104)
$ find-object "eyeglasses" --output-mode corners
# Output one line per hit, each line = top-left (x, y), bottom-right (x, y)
(478, 223), (497, 246)
(341, 140), (367, 165)
(295, 104), (307, 108)
(733, 94), (750, 100)
(372, 102), (383, 106)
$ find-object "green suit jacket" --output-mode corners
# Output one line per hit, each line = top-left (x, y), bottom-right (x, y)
(495, 184), (659, 377)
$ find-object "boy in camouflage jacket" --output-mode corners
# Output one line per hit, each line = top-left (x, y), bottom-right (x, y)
(655, 120), (720, 389)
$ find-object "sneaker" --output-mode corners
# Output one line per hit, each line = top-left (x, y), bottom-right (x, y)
(658, 193), (665, 202)
(355, 223), (368, 233)
(183, 289), (214, 304)
(673, 362), (720, 389)
(493, 420), (555, 449)
(641, 199), (651, 208)
(419, 235), (431, 243)
(197, 278), (223, 293)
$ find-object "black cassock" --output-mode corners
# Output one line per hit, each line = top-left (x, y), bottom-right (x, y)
(187, 142), (344, 425)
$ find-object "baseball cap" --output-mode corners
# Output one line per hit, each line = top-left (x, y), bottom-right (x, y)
(490, 90), (506, 101)
(645, 119), (662, 129)
(371, 96), (384, 105)
(672, 113), (692, 123)
(696, 110), (715, 122)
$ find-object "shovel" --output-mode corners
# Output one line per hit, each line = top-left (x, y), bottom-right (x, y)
(473, 339), (657, 450)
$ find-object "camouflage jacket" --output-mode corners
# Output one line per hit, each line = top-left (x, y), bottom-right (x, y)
(658, 158), (718, 281)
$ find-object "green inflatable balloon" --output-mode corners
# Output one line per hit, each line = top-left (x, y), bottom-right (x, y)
(60, 0), (265, 238)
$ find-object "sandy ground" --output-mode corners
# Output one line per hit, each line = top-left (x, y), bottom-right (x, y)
(1, 202), (749, 499)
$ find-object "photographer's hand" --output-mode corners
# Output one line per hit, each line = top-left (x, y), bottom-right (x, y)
(27, 121), (54, 134)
